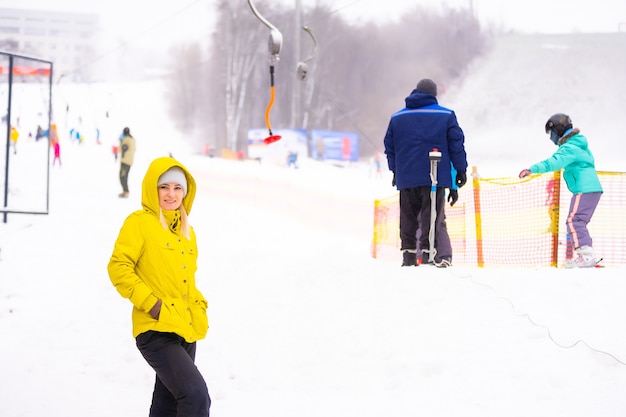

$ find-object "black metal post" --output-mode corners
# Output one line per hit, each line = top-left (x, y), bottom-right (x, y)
(3, 55), (14, 223)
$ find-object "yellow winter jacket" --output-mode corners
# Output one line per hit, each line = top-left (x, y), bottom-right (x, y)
(108, 157), (208, 342)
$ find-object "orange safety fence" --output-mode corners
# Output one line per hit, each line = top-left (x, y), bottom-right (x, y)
(372, 168), (626, 267)
(0, 66), (51, 76)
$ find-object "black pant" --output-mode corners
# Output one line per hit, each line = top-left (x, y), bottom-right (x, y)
(399, 186), (451, 258)
(136, 331), (210, 417)
(120, 163), (131, 193)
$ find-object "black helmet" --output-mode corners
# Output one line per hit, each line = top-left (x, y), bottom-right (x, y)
(545, 113), (572, 137)
(123, 127), (130, 135)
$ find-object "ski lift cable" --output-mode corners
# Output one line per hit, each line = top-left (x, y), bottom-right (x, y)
(327, 0), (366, 17)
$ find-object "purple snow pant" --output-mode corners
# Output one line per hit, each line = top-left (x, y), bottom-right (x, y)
(136, 331), (210, 417)
(566, 192), (602, 252)
(399, 186), (452, 259)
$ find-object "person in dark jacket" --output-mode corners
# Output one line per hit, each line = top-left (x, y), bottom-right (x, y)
(384, 79), (468, 267)
(519, 113), (603, 268)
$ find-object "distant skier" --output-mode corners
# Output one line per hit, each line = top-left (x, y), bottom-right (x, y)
(9, 126), (19, 154)
(287, 151), (298, 169)
(50, 123), (61, 167)
(519, 113), (603, 268)
(374, 148), (383, 179)
(118, 127), (136, 198)
(52, 141), (61, 166)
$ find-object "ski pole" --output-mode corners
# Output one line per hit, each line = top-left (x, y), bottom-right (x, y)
(428, 148), (442, 264)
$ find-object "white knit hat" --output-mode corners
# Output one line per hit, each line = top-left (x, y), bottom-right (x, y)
(158, 167), (188, 196)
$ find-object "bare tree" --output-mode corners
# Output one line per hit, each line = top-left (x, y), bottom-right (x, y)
(217, 2), (262, 151)
(166, 2), (487, 158)
(165, 42), (205, 135)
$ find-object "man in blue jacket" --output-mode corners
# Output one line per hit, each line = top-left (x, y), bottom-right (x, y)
(384, 79), (468, 267)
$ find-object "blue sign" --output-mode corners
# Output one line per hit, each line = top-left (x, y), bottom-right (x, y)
(311, 130), (359, 162)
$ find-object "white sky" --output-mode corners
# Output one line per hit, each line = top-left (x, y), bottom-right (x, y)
(2, 0), (626, 50)
(329, 0), (626, 33)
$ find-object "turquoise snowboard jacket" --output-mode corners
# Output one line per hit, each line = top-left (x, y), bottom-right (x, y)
(529, 130), (603, 194)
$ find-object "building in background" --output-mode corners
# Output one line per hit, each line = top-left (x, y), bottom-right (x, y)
(0, 7), (100, 82)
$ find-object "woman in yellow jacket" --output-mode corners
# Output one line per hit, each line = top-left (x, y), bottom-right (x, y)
(108, 156), (210, 417)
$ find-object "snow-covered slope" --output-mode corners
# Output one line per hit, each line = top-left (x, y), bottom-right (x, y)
(445, 33), (626, 176)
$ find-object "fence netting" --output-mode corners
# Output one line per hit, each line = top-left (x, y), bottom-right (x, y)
(372, 170), (626, 267)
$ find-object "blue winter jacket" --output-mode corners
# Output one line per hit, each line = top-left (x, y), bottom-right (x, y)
(529, 129), (603, 194)
(384, 89), (467, 189)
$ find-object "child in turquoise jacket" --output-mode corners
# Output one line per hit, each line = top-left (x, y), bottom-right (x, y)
(519, 113), (603, 268)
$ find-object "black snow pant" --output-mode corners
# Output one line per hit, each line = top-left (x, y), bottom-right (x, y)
(119, 163), (131, 193)
(136, 331), (210, 417)
(399, 186), (452, 259)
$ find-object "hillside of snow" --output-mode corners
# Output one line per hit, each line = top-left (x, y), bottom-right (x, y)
(445, 33), (626, 176)
(1, 33), (626, 417)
